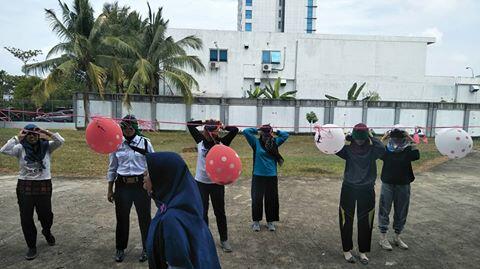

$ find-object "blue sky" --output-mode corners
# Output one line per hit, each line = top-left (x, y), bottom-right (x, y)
(1, 0), (479, 77)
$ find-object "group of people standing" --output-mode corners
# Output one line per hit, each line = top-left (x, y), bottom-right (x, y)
(1, 116), (420, 268)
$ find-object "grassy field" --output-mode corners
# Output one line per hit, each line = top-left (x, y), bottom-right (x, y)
(0, 128), (477, 179)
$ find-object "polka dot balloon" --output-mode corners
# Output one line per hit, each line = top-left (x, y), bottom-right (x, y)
(85, 117), (123, 154)
(314, 124), (345, 155)
(205, 144), (242, 185)
(435, 128), (473, 159)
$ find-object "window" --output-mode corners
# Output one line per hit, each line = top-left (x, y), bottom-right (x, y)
(246, 0), (252, 7)
(262, 50), (281, 64)
(245, 23), (252, 32)
(279, 9), (282, 18)
(210, 49), (228, 62)
(246, 10), (252, 19)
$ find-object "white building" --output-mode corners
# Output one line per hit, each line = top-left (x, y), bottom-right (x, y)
(166, 28), (480, 103)
(238, 0), (317, 34)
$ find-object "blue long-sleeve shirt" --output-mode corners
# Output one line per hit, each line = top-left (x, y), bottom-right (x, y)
(243, 128), (289, 177)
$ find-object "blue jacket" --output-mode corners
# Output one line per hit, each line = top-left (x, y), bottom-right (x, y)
(243, 128), (289, 177)
(145, 152), (221, 269)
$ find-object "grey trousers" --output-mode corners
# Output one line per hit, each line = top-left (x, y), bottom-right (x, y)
(378, 183), (411, 234)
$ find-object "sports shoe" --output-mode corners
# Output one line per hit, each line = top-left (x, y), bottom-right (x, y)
(25, 248), (37, 260)
(220, 240), (232, 253)
(267, 222), (276, 232)
(394, 236), (409, 250)
(252, 221), (260, 232)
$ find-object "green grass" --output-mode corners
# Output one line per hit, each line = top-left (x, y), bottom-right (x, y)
(0, 128), (477, 179)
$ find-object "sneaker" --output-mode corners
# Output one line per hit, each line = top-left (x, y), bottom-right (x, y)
(267, 222), (276, 232)
(379, 238), (393, 251)
(139, 249), (148, 262)
(252, 221), (261, 232)
(343, 251), (356, 263)
(220, 240), (233, 253)
(43, 232), (56, 246)
(394, 236), (409, 250)
(115, 249), (125, 262)
(25, 248), (37, 260)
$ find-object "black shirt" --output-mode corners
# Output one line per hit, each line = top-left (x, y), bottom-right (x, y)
(187, 120), (239, 148)
(380, 146), (420, 185)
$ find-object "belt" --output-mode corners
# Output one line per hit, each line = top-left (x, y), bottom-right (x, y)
(116, 175), (144, 184)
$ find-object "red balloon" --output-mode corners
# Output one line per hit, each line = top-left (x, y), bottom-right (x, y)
(85, 117), (123, 154)
(205, 145), (242, 185)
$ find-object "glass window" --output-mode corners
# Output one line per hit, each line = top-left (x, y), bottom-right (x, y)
(210, 49), (218, 61)
(262, 50), (281, 64)
(246, 0), (252, 7)
(219, 50), (228, 62)
(246, 10), (252, 19)
(270, 51), (281, 64)
(279, 9), (282, 18)
(245, 23), (252, 32)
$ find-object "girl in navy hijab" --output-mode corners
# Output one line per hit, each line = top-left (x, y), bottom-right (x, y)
(144, 152), (221, 269)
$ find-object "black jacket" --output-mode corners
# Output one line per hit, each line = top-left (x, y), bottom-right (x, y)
(380, 146), (420, 185)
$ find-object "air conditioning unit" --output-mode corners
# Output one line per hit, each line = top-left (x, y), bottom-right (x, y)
(254, 78), (261, 85)
(210, 61), (220, 69)
(280, 79), (287, 86)
(470, 85), (480, 93)
(262, 64), (272, 72)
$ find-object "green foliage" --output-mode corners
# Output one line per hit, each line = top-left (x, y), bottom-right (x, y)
(263, 77), (297, 100)
(0, 70), (20, 97)
(306, 111), (318, 124)
(362, 90), (381, 102)
(13, 76), (42, 100)
(325, 82), (369, 101)
(4, 47), (43, 68)
(246, 86), (265, 99)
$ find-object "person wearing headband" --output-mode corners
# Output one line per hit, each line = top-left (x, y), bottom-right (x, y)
(106, 114), (154, 263)
(187, 119), (239, 253)
(378, 127), (419, 251)
(0, 124), (64, 260)
(243, 124), (289, 232)
(143, 152), (221, 269)
(336, 123), (385, 264)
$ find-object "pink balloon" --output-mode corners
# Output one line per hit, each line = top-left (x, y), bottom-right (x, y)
(205, 145), (242, 185)
(85, 117), (123, 154)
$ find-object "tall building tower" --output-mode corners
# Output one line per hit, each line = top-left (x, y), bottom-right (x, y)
(237, 0), (317, 34)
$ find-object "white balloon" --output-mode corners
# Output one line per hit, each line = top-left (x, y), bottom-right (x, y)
(314, 124), (345, 155)
(435, 128), (473, 159)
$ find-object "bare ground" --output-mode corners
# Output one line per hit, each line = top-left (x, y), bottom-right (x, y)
(0, 152), (479, 269)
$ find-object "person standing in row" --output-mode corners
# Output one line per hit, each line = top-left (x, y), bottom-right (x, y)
(378, 127), (420, 251)
(243, 124), (289, 232)
(107, 115), (154, 263)
(144, 152), (221, 269)
(0, 124), (65, 260)
(336, 123), (385, 264)
(187, 119), (239, 253)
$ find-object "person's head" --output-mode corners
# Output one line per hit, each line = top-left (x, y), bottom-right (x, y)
(259, 124), (273, 142)
(390, 128), (407, 145)
(144, 152), (190, 203)
(120, 115), (138, 138)
(203, 119), (222, 141)
(23, 124), (40, 145)
(351, 123), (369, 146)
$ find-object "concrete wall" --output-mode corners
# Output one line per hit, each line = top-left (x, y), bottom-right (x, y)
(67, 94), (480, 137)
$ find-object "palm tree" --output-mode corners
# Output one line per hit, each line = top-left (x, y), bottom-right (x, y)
(24, 0), (109, 124)
(103, 3), (205, 104)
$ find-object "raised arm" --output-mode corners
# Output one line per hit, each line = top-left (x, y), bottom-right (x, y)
(275, 130), (289, 147)
(220, 126), (239, 146)
(371, 136), (386, 159)
(243, 128), (258, 149)
(407, 146), (420, 161)
(0, 136), (22, 158)
(47, 132), (65, 152)
(187, 120), (204, 144)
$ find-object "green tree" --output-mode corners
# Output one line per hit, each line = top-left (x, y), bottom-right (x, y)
(13, 76), (43, 100)
(306, 111), (318, 132)
(24, 0), (110, 124)
(4, 47), (43, 75)
(0, 70), (20, 99)
(103, 3), (205, 104)
(246, 86), (265, 99)
(263, 77), (297, 100)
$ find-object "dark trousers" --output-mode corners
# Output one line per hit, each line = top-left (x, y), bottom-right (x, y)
(378, 183), (411, 234)
(251, 175), (279, 222)
(196, 181), (228, 241)
(339, 184), (375, 253)
(114, 181), (151, 250)
(17, 192), (53, 249)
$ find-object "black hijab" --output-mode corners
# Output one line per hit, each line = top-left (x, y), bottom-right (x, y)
(20, 124), (49, 169)
(259, 124), (284, 166)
